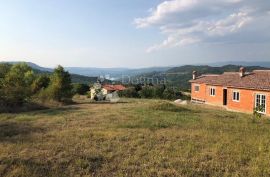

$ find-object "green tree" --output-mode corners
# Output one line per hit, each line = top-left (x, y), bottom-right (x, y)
(72, 83), (89, 95)
(154, 85), (166, 98)
(0, 63), (12, 105)
(139, 86), (155, 98)
(47, 65), (72, 102)
(119, 87), (139, 98)
(31, 75), (50, 94)
(163, 87), (176, 100)
(1, 63), (34, 105)
(0, 63), (12, 79)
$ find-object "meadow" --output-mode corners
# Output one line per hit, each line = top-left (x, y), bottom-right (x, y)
(1, 98), (270, 177)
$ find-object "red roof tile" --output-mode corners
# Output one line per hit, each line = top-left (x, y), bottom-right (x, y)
(190, 70), (270, 91)
(103, 85), (126, 91)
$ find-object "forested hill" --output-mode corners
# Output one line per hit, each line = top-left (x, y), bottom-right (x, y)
(138, 65), (270, 91)
(1, 62), (101, 85)
(25, 63), (270, 88)
(31, 69), (98, 85)
(2, 62), (269, 88)
(166, 65), (269, 74)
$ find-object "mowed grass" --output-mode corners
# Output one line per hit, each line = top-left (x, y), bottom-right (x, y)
(1, 99), (270, 177)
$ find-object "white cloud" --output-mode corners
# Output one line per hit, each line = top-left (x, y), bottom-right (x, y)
(146, 36), (200, 53)
(135, 0), (198, 28)
(206, 11), (252, 36)
(135, 0), (270, 52)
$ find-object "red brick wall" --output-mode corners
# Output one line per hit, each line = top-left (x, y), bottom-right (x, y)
(205, 86), (224, 106)
(191, 83), (207, 102)
(268, 94), (270, 116)
(191, 84), (224, 105)
(191, 83), (270, 116)
(227, 88), (270, 116)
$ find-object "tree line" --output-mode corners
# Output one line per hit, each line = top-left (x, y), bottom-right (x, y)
(119, 84), (190, 100)
(0, 63), (74, 108)
(0, 63), (189, 111)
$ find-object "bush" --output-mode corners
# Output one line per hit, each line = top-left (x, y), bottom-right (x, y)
(139, 86), (155, 98)
(72, 83), (89, 95)
(119, 87), (139, 98)
(154, 85), (166, 98)
(119, 84), (187, 100)
(0, 63), (76, 111)
(0, 63), (12, 105)
(0, 63), (35, 106)
(252, 106), (264, 123)
(163, 88), (176, 100)
(46, 65), (73, 102)
(32, 75), (50, 94)
(0, 63), (12, 78)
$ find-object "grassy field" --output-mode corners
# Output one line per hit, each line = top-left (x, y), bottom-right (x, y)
(1, 99), (270, 177)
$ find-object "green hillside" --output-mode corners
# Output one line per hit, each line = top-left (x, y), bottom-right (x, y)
(1, 62), (103, 85)
(1, 98), (270, 176)
(33, 69), (99, 85)
(139, 65), (269, 90)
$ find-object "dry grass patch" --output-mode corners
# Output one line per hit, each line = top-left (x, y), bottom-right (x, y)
(1, 99), (270, 176)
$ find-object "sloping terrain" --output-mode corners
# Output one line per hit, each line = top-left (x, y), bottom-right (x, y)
(0, 99), (270, 176)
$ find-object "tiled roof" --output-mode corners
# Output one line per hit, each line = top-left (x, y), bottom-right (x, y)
(190, 70), (270, 91)
(103, 85), (126, 91)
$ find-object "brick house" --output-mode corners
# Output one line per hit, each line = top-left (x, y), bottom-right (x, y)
(189, 67), (270, 116)
(90, 84), (126, 100)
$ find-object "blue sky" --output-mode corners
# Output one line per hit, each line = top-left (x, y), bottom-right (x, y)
(0, 0), (269, 68)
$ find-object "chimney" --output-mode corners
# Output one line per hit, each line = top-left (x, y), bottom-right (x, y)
(239, 67), (246, 77)
(192, 71), (197, 80)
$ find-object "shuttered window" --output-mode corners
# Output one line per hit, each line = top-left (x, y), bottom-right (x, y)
(233, 91), (240, 102)
(210, 88), (216, 96)
(194, 85), (200, 92)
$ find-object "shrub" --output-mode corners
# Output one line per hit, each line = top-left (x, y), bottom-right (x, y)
(139, 86), (155, 98)
(119, 87), (139, 98)
(31, 75), (50, 94)
(0, 63), (12, 105)
(0, 63), (75, 111)
(0, 63), (12, 78)
(72, 83), (90, 95)
(154, 85), (166, 98)
(119, 85), (187, 100)
(163, 88), (177, 100)
(252, 106), (264, 123)
(46, 65), (73, 102)
(0, 63), (35, 106)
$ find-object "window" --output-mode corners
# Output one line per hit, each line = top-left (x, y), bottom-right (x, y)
(255, 94), (266, 114)
(194, 85), (200, 92)
(210, 88), (216, 96)
(233, 91), (240, 102)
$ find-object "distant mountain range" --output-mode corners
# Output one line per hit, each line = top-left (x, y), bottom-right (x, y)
(66, 61), (270, 77)
(3, 61), (53, 72)
(206, 61), (270, 68)
(0, 61), (171, 79)
(1, 61), (270, 88)
(64, 66), (172, 79)
(135, 64), (270, 91)
(0, 61), (99, 85)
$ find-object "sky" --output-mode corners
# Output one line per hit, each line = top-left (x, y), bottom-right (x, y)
(0, 0), (270, 68)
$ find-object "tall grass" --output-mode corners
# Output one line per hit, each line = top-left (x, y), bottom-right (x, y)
(0, 99), (270, 176)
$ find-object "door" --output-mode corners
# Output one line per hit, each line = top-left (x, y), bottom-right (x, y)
(255, 94), (266, 114)
(223, 89), (228, 106)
